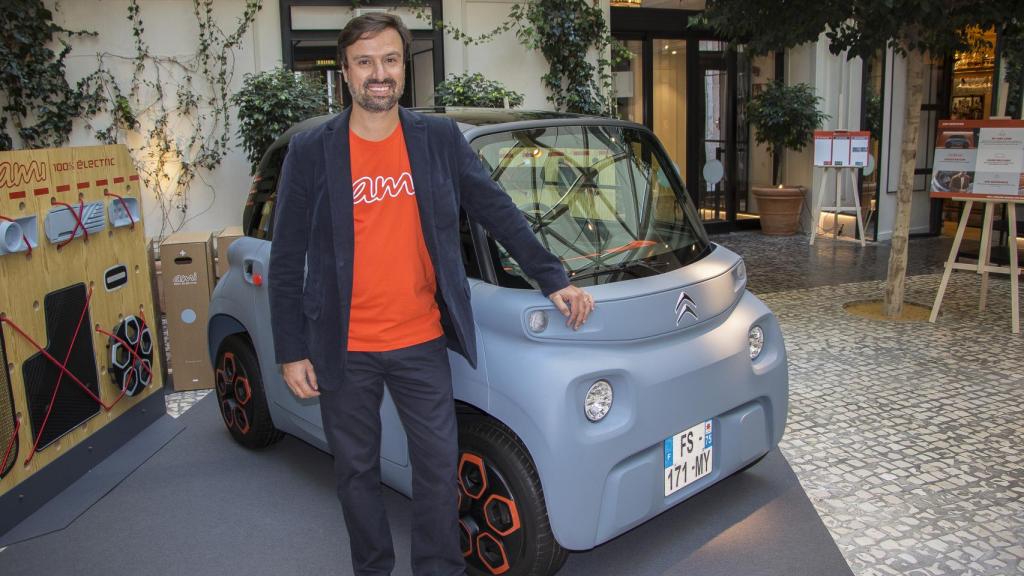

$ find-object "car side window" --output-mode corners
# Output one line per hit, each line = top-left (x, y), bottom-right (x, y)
(459, 209), (482, 280)
(244, 146), (286, 240)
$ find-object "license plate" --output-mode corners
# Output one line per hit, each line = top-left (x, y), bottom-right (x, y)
(663, 419), (713, 496)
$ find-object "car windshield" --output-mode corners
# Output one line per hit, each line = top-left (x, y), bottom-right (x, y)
(471, 124), (710, 288)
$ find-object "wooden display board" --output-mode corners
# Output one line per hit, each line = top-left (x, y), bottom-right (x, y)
(0, 144), (164, 497)
(928, 119), (1024, 334)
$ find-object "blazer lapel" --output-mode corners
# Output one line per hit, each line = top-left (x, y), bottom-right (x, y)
(323, 110), (355, 265)
(400, 108), (441, 267)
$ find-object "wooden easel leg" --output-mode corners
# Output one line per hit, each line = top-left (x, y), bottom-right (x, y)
(979, 202), (995, 311)
(931, 199), (973, 323)
(1009, 204), (1019, 334)
(833, 169), (841, 241)
(849, 169), (867, 246)
(810, 169), (828, 245)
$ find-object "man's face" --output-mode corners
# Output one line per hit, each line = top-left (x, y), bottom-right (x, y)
(342, 28), (405, 113)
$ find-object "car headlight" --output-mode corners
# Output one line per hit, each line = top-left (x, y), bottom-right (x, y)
(748, 326), (764, 360)
(584, 380), (613, 422)
(732, 261), (747, 292)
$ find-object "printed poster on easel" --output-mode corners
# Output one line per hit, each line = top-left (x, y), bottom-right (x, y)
(927, 119), (1024, 334)
(930, 119), (1024, 199)
(813, 130), (871, 167)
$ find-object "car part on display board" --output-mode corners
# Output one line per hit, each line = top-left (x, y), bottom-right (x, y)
(0, 144), (165, 538)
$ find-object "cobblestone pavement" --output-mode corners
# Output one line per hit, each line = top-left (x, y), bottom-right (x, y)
(763, 272), (1024, 576)
(164, 231), (1023, 576)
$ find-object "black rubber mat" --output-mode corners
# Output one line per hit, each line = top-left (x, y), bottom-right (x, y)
(0, 396), (852, 576)
(0, 329), (18, 477)
(21, 283), (100, 450)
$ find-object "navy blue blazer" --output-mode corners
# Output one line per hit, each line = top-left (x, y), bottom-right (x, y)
(268, 107), (570, 388)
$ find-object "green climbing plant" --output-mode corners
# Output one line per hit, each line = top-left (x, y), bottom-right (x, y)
(2, 0), (262, 238)
(0, 0), (111, 150)
(410, 0), (627, 115)
(88, 0), (263, 238)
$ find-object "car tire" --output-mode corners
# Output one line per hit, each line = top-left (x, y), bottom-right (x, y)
(214, 335), (284, 449)
(457, 416), (568, 576)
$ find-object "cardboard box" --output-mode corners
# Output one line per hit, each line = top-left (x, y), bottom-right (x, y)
(215, 225), (244, 279)
(160, 231), (216, 391)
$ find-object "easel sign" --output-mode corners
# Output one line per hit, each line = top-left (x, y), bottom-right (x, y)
(928, 119), (1024, 333)
(930, 119), (1024, 200)
(811, 130), (871, 246)
(813, 130), (871, 167)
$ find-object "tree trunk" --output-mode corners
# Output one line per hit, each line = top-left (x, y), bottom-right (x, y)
(772, 148), (781, 186)
(883, 50), (925, 317)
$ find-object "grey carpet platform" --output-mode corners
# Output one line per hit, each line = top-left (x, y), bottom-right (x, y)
(0, 394), (852, 575)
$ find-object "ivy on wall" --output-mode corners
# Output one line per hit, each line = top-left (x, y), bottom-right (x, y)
(0, 0), (262, 239)
(0, 0), (110, 150)
(90, 0), (263, 238)
(411, 0), (627, 116)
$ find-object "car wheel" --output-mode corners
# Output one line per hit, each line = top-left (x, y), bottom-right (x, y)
(214, 335), (283, 449)
(457, 417), (567, 576)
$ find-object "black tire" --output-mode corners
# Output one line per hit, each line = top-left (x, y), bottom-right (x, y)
(457, 417), (568, 576)
(214, 335), (283, 449)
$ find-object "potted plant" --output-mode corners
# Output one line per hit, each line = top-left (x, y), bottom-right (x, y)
(433, 72), (525, 108)
(232, 68), (330, 174)
(747, 81), (828, 235)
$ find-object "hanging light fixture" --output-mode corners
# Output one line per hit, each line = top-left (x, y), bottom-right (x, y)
(610, 0), (642, 7)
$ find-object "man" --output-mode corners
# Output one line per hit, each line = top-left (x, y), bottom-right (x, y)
(268, 13), (594, 576)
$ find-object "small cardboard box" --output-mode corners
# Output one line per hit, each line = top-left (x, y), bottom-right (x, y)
(215, 225), (244, 279)
(160, 231), (216, 391)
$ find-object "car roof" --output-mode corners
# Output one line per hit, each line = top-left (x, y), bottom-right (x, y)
(259, 107), (642, 174)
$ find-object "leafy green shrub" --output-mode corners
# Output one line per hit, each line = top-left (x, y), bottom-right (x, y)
(232, 68), (329, 173)
(434, 72), (525, 108)
(747, 82), (828, 184)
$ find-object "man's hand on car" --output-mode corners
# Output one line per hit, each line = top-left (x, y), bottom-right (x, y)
(282, 359), (320, 398)
(548, 285), (595, 330)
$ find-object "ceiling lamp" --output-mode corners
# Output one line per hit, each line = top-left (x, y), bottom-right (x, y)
(610, 0), (642, 7)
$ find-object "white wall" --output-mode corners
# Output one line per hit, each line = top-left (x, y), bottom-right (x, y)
(875, 50), (933, 241)
(442, 0), (601, 110)
(46, 0), (283, 240)
(40, 0), (573, 239)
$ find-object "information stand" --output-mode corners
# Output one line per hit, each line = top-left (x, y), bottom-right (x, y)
(810, 166), (867, 246)
(928, 119), (1024, 334)
(810, 130), (870, 246)
(929, 198), (1020, 333)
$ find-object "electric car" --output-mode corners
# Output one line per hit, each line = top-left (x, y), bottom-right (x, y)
(207, 108), (788, 576)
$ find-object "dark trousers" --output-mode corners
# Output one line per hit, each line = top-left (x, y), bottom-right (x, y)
(318, 336), (464, 576)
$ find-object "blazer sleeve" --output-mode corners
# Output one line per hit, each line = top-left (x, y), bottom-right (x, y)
(450, 120), (570, 296)
(268, 133), (312, 364)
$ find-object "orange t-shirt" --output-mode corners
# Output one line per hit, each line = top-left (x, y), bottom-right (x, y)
(346, 123), (443, 351)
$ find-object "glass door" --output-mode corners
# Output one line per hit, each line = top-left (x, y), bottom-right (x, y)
(652, 39), (687, 179)
(695, 40), (731, 226)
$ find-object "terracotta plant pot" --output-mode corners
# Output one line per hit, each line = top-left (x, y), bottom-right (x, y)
(752, 185), (806, 235)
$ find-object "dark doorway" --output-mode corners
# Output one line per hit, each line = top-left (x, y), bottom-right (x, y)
(612, 8), (754, 234)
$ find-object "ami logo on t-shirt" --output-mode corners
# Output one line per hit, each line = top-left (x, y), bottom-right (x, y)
(352, 172), (415, 205)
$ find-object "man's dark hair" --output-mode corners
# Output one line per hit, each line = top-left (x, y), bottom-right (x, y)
(337, 13), (412, 69)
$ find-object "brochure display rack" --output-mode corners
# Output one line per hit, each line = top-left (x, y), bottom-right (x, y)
(810, 131), (871, 246)
(928, 119), (1024, 333)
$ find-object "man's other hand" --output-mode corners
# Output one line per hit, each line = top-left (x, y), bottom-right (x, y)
(548, 285), (595, 330)
(282, 359), (320, 398)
